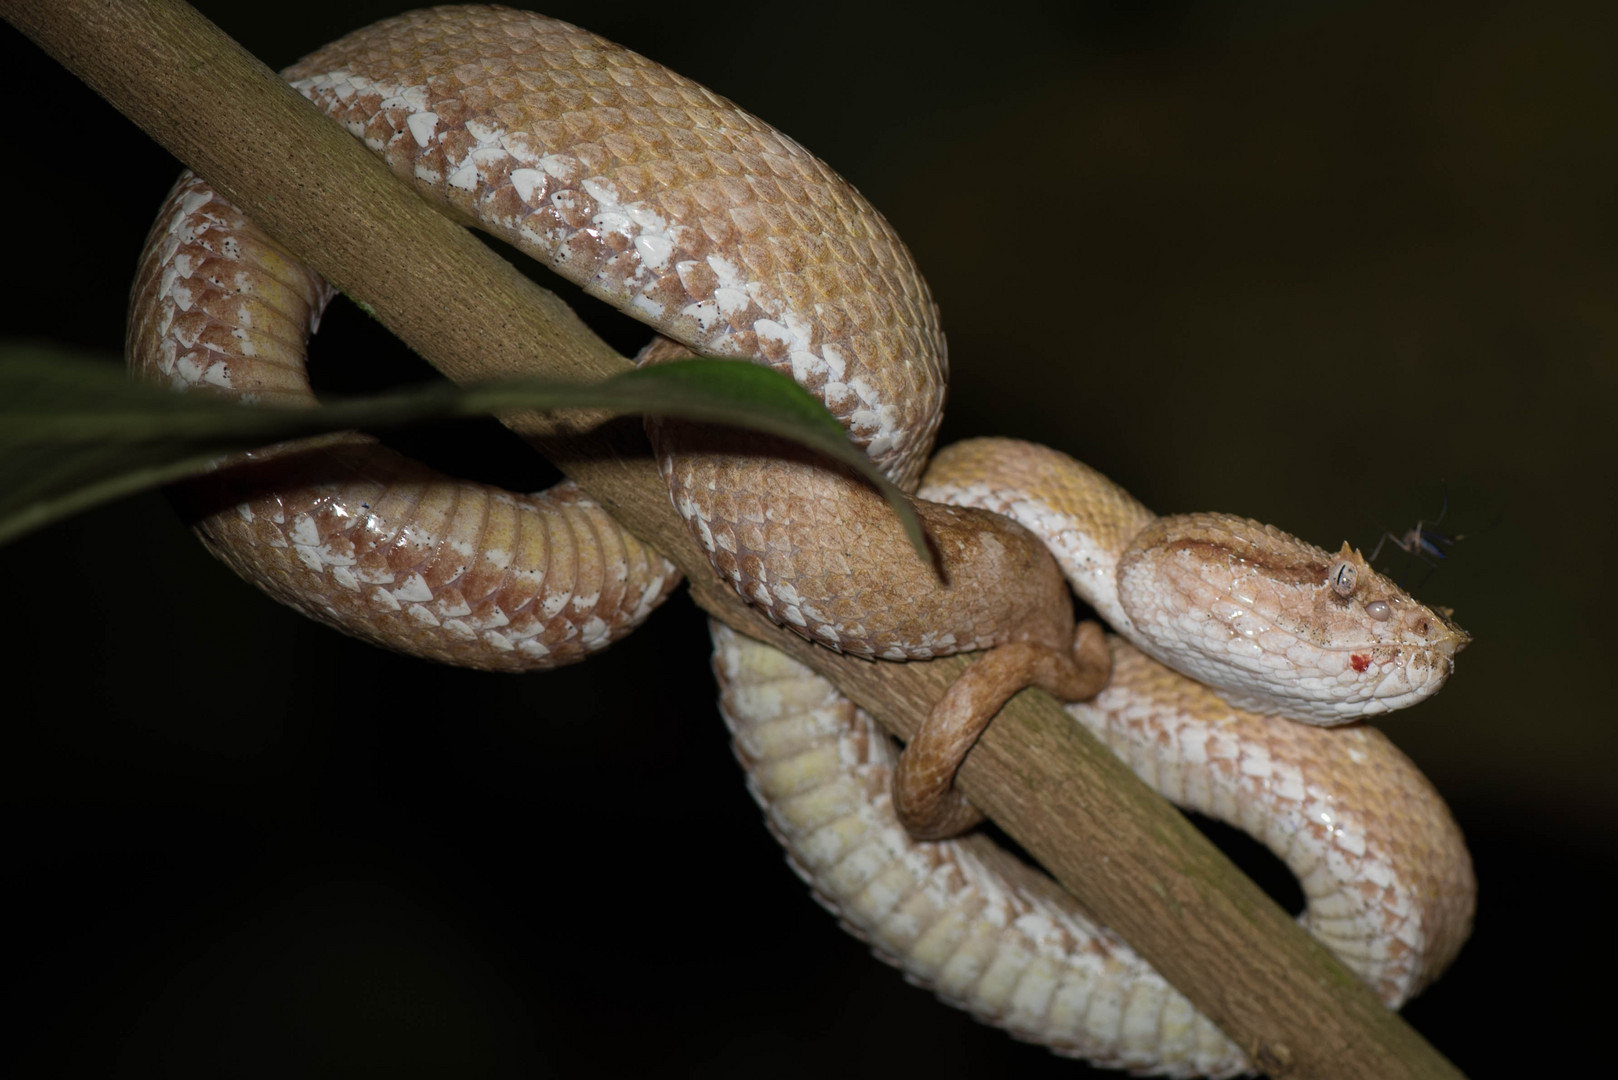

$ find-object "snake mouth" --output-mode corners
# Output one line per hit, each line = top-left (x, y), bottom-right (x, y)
(1198, 622), (1467, 722)
(1352, 636), (1466, 713)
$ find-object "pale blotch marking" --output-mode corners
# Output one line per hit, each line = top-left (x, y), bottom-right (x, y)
(406, 110), (439, 147)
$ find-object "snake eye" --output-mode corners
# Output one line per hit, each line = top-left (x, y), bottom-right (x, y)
(1328, 560), (1357, 597)
(1365, 600), (1391, 621)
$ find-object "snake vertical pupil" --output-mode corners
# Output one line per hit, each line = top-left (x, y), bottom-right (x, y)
(1329, 561), (1357, 597)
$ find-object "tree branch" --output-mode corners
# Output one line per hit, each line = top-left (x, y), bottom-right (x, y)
(1, 1), (1464, 1077)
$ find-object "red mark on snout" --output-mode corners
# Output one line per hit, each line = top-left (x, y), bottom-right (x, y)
(1350, 654), (1371, 673)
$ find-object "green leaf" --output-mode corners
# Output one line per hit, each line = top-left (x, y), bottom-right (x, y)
(0, 344), (929, 567)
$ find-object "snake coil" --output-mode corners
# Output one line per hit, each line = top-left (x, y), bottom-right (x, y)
(127, 8), (1473, 1074)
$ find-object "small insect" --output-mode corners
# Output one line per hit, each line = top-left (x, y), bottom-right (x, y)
(1369, 490), (1463, 567)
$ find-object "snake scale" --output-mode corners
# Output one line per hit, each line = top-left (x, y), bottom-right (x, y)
(125, 7), (1474, 1074)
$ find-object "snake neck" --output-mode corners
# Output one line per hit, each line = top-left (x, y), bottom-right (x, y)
(918, 438), (1157, 634)
(925, 439), (1470, 726)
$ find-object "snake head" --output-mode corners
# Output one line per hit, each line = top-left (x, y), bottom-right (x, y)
(1116, 514), (1469, 725)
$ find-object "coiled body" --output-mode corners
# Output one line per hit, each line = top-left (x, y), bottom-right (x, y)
(126, 7), (1473, 1073)
(714, 625), (1471, 1077)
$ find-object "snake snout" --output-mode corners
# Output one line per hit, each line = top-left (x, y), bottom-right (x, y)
(1397, 597), (1470, 677)
(1428, 608), (1471, 659)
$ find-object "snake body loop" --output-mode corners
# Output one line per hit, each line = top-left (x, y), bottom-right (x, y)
(126, 7), (1474, 1073)
(714, 622), (1473, 1077)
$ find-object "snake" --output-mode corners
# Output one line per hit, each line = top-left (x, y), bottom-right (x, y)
(125, 6), (1475, 1074)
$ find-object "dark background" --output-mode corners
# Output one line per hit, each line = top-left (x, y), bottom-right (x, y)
(3, 0), (1613, 1075)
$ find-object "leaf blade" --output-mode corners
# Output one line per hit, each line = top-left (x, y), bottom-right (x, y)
(0, 346), (929, 566)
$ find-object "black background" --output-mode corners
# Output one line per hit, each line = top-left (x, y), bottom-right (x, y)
(3, 1), (1614, 1076)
